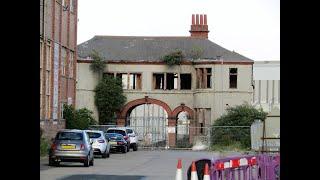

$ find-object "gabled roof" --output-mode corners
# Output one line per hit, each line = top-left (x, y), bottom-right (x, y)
(77, 36), (253, 62)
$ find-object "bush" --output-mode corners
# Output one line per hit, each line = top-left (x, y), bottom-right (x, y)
(211, 103), (267, 149)
(94, 76), (126, 124)
(162, 50), (184, 66)
(40, 127), (43, 139)
(89, 50), (106, 74)
(40, 137), (50, 157)
(64, 104), (97, 130)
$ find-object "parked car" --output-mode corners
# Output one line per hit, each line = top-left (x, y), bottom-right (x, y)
(85, 130), (110, 158)
(106, 128), (130, 152)
(105, 133), (128, 153)
(123, 127), (139, 151)
(49, 129), (94, 167)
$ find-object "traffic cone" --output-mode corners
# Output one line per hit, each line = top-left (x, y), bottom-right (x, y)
(175, 159), (183, 180)
(203, 163), (210, 180)
(191, 161), (198, 180)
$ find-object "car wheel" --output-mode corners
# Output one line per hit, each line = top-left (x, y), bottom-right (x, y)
(49, 158), (57, 166)
(133, 144), (138, 151)
(122, 146), (127, 153)
(102, 150), (108, 158)
(89, 157), (94, 166)
(83, 155), (90, 167)
(106, 151), (110, 158)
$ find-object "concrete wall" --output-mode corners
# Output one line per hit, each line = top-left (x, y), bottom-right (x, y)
(76, 62), (253, 124)
(252, 61), (280, 112)
(76, 63), (99, 119)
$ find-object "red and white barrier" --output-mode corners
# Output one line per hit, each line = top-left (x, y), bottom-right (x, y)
(214, 156), (257, 170)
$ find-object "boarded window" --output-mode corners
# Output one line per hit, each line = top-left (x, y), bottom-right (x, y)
(153, 74), (164, 89)
(180, 74), (192, 90)
(196, 68), (212, 89)
(229, 68), (238, 89)
(61, 48), (67, 76)
(69, 51), (74, 78)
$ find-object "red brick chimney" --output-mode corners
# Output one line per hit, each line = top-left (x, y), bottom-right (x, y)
(189, 14), (209, 38)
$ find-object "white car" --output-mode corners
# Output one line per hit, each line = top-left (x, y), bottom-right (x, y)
(125, 127), (139, 151)
(85, 130), (110, 158)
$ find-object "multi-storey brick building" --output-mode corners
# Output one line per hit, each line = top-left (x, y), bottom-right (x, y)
(76, 14), (254, 147)
(40, 0), (78, 138)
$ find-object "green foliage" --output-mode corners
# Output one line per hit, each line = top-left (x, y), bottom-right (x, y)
(176, 135), (193, 148)
(40, 137), (50, 157)
(94, 75), (127, 124)
(64, 104), (97, 130)
(40, 127), (43, 140)
(162, 50), (184, 66)
(210, 141), (246, 152)
(89, 50), (106, 74)
(211, 103), (267, 149)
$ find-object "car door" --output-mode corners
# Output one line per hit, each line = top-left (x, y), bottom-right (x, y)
(85, 132), (93, 159)
(103, 132), (110, 152)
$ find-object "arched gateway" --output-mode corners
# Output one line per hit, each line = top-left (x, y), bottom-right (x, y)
(116, 97), (194, 147)
(117, 97), (173, 147)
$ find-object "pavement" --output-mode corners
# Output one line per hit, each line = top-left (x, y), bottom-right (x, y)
(40, 150), (245, 180)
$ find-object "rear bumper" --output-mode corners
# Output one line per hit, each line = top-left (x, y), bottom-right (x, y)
(93, 148), (103, 154)
(50, 151), (88, 162)
(110, 145), (125, 151)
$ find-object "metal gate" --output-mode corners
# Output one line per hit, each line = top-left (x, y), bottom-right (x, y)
(127, 104), (168, 149)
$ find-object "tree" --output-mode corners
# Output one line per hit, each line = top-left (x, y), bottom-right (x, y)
(94, 75), (127, 124)
(89, 50), (106, 77)
(211, 103), (268, 148)
(64, 104), (97, 130)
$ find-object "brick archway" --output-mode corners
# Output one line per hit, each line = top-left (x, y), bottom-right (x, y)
(117, 96), (173, 126)
(172, 104), (194, 119)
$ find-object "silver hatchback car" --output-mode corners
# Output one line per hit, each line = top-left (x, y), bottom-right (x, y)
(49, 129), (94, 167)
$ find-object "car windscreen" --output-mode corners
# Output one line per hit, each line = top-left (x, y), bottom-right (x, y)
(56, 132), (83, 140)
(106, 133), (123, 140)
(87, 132), (101, 138)
(106, 129), (126, 136)
(126, 129), (133, 134)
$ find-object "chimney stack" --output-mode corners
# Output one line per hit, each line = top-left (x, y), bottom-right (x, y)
(189, 14), (209, 39)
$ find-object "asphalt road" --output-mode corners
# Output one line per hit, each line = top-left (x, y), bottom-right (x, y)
(40, 150), (244, 180)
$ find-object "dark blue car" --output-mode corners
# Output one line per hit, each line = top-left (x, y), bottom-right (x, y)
(105, 133), (128, 153)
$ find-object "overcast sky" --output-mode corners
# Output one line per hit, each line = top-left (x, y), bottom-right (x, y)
(77, 0), (280, 61)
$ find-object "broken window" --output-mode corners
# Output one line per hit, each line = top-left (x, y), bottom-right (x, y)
(196, 68), (212, 89)
(114, 73), (128, 89)
(180, 74), (192, 90)
(206, 68), (212, 88)
(229, 68), (238, 89)
(166, 73), (178, 90)
(129, 73), (142, 90)
(113, 73), (142, 90)
(153, 74), (164, 89)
